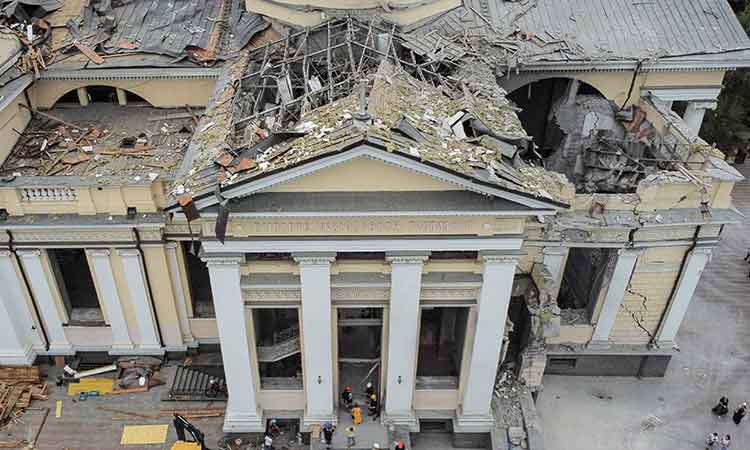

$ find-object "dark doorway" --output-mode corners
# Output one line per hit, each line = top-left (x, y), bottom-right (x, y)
(48, 248), (103, 324)
(182, 242), (214, 318)
(501, 297), (531, 370)
(86, 86), (118, 103)
(337, 308), (383, 407)
(416, 307), (469, 389)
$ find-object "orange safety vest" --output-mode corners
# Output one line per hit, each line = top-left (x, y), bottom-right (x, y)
(352, 407), (363, 424)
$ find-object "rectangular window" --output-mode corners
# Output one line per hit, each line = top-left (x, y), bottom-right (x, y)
(557, 248), (617, 324)
(182, 242), (214, 318)
(48, 249), (103, 325)
(416, 306), (469, 389)
(253, 308), (303, 390)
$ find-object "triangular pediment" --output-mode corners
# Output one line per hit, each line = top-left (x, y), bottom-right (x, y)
(184, 146), (564, 215)
(263, 156), (462, 193)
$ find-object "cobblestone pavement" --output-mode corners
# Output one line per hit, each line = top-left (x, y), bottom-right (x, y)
(539, 161), (750, 450)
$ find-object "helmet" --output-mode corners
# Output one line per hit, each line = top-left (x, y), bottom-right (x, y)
(373, 444), (380, 449)
(346, 386), (352, 392)
(270, 419), (277, 424)
(370, 394), (376, 400)
(324, 422), (333, 430)
(366, 382), (372, 388)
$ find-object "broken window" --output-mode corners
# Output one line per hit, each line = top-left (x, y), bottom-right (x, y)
(557, 248), (618, 324)
(416, 307), (469, 389)
(182, 242), (214, 318)
(671, 101), (689, 117)
(85, 86), (118, 103)
(253, 308), (303, 390)
(56, 89), (80, 106)
(48, 249), (104, 325)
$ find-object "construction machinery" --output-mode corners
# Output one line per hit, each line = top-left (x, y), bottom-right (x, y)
(170, 414), (207, 450)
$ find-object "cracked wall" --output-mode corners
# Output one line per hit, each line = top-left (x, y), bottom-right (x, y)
(610, 246), (689, 345)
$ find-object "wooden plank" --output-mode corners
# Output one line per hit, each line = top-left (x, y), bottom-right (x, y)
(73, 41), (104, 64)
(97, 406), (159, 420)
(110, 386), (148, 395)
(0, 367), (40, 384)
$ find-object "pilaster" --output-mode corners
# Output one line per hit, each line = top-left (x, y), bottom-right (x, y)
(165, 242), (196, 346)
(383, 252), (429, 430)
(655, 246), (713, 348)
(294, 252), (337, 427)
(0, 250), (39, 364)
(456, 252), (518, 432)
(17, 249), (73, 355)
(117, 249), (163, 354)
(86, 249), (134, 353)
(206, 254), (263, 432)
(588, 248), (642, 349)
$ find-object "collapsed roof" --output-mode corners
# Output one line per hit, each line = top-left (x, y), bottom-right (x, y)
(172, 18), (573, 209)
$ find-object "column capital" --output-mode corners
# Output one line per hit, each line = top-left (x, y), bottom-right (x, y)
(293, 252), (336, 265)
(618, 247), (645, 257)
(542, 246), (568, 256)
(479, 251), (520, 265)
(203, 254), (245, 266)
(164, 241), (179, 250)
(692, 245), (714, 256)
(85, 249), (111, 257)
(116, 248), (141, 257)
(16, 249), (41, 258)
(0, 249), (11, 258)
(386, 251), (429, 265)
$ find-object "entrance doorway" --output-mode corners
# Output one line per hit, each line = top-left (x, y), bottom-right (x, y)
(337, 307), (383, 405)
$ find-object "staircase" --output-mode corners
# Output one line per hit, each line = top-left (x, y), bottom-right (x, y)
(256, 325), (301, 363)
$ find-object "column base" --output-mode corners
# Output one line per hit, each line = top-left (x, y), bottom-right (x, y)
(0, 345), (37, 366)
(454, 410), (494, 433)
(382, 411), (418, 431)
(117, 345), (165, 356)
(586, 339), (611, 350)
(302, 412), (337, 431)
(223, 411), (264, 433)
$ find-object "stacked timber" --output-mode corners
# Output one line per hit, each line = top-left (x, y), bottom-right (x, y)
(0, 367), (48, 426)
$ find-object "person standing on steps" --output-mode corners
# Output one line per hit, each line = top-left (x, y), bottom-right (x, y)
(720, 434), (731, 450)
(706, 432), (719, 449)
(345, 426), (356, 448)
(322, 422), (336, 449)
(394, 440), (406, 450)
(352, 402), (363, 425)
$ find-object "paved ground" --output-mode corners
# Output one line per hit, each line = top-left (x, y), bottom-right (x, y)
(539, 161), (750, 450)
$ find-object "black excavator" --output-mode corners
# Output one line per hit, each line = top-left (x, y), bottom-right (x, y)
(171, 414), (207, 450)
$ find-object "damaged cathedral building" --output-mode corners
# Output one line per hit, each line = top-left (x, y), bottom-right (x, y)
(0, 0), (748, 445)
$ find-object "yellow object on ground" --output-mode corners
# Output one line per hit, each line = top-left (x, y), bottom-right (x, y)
(171, 442), (202, 450)
(55, 400), (62, 418)
(67, 377), (114, 395)
(120, 424), (169, 445)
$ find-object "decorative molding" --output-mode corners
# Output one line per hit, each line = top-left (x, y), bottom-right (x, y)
(641, 86), (723, 102)
(542, 246), (568, 256)
(12, 229), (134, 243)
(386, 254), (429, 265)
(244, 288), (302, 302)
(481, 254), (519, 265)
(20, 187), (77, 202)
(202, 237), (524, 254)
(40, 67), (223, 81)
(85, 249), (111, 257)
(293, 253), (336, 266)
(204, 255), (245, 266)
(332, 287), (390, 301)
(420, 287), (478, 301)
(136, 229), (163, 241)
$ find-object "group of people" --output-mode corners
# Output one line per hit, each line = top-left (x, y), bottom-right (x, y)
(705, 396), (748, 450)
(319, 381), (404, 449)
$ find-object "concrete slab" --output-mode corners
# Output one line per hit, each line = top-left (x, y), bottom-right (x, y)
(537, 161), (750, 450)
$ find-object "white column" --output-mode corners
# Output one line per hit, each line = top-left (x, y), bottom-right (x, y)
(683, 102), (707, 134)
(17, 249), (73, 354)
(384, 252), (428, 428)
(655, 246), (712, 348)
(117, 249), (162, 353)
(295, 253), (336, 427)
(457, 253), (517, 431)
(165, 243), (195, 346)
(0, 250), (39, 364)
(543, 247), (568, 298)
(589, 248), (641, 348)
(86, 249), (134, 353)
(206, 255), (263, 432)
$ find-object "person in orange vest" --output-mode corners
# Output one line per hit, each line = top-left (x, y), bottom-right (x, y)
(351, 403), (363, 425)
(394, 440), (406, 450)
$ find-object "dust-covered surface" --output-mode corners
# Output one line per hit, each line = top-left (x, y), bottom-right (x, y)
(0, 104), (195, 183)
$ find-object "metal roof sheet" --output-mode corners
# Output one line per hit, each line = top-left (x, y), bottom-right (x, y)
(406, 0), (750, 66)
